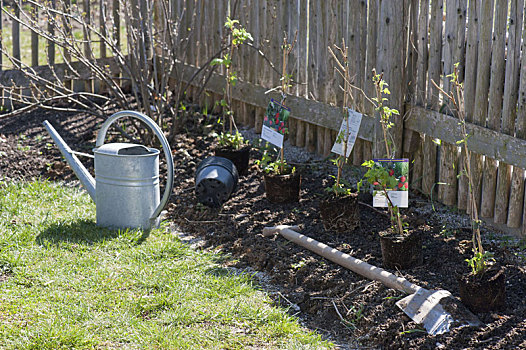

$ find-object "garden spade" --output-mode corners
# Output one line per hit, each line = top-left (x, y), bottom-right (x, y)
(262, 225), (481, 335)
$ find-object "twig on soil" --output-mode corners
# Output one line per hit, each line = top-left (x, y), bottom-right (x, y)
(310, 296), (334, 300)
(184, 218), (222, 224)
(332, 300), (356, 332)
(277, 292), (300, 312)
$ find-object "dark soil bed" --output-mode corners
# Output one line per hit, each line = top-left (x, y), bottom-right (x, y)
(2, 109), (526, 349)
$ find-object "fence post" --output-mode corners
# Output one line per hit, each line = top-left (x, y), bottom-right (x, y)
(374, 0), (406, 158)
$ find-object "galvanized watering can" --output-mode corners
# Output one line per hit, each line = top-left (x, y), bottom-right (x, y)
(43, 111), (174, 230)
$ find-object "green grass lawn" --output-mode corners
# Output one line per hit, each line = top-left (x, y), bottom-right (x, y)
(0, 181), (332, 349)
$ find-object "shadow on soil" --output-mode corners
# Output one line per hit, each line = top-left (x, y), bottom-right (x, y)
(36, 219), (150, 246)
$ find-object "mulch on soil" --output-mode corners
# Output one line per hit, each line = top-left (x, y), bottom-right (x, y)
(1, 109), (526, 349)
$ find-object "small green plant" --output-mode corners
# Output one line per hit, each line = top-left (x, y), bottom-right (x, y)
(255, 142), (295, 175)
(432, 63), (490, 275)
(17, 134), (30, 152)
(291, 258), (308, 270)
(211, 17), (252, 149)
(216, 131), (247, 150)
(465, 250), (495, 275)
(325, 173), (353, 196)
(440, 224), (457, 238)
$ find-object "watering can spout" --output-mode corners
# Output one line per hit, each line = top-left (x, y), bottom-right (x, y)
(43, 120), (96, 201)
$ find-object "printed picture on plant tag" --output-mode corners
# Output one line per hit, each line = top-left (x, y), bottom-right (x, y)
(331, 108), (363, 157)
(372, 158), (409, 208)
(261, 99), (290, 148)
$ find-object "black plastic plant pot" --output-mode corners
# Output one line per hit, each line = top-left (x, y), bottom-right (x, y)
(195, 156), (239, 207)
(264, 171), (301, 203)
(380, 229), (423, 270)
(214, 145), (251, 176)
(319, 193), (360, 232)
(458, 266), (506, 313)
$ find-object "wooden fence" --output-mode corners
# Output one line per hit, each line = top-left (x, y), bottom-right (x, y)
(2, 0), (526, 236)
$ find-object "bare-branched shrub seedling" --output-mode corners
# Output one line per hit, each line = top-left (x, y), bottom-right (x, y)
(326, 39), (354, 196)
(432, 63), (493, 275)
(211, 16), (252, 149)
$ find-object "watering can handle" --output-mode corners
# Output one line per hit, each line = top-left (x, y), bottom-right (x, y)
(96, 111), (174, 222)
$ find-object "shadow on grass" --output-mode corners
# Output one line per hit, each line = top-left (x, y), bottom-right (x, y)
(36, 219), (150, 247)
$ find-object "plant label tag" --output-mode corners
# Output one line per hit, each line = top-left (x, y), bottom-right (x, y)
(371, 158), (409, 208)
(262, 99), (290, 148)
(331, 108), (363, 157)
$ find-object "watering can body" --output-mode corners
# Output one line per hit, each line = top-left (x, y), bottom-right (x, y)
(94, 142), (162, 229)
(44, 111), (174, 230)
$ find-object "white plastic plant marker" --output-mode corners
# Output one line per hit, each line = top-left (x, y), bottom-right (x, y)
(331, 108), (363, 157)
(262, 225), (482, 335)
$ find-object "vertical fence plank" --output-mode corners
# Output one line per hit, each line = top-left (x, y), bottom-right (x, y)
(471, 0), (494, 215)
(327, 0), (339, 107)
(294, 0), (308, 147)
(195, 0), (204, 68)
(100, 0), (107, 59)
(317, 125), (325, 155)
(248, 0), (260, 129)
(298, 0), (308, 99)
(375, 0), (405, 158)
(426, 0), (443, 110)
(411, 0), (429, 192)
(457, 0), (479, 211)
(421, 0), (442, 196)
(62, 0), (73, 90)
(47, 0), (56, 65)
(288, 0), (299, 145)
(308, 0), (319, 101)
(304, 0), (321, 152)
(271, 0), (282, 89)
(254, 0), (267, 133)
(362, 0), (377, 162)
(518, 30), (526, 232)
(12, 0), (21, 64)
(480, 0), (508, 218)
(31, 4), (38, 66)
(438, 0), (466, 206)
(403, 0), (422, 191)
(83, 0), (93, 92)
(495, 0), (524, 224)
(83, 0), (92, 58)
(186, 0), (196, 66)
(508, 6), (526, 228)
(306, 122), (316, 153)
(323, 127), (333, 157)
(244, 0), (256, 126)
(291, 0), (309, 147)
(350, 0), (365, 166)
(113, 0), (121, 51)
